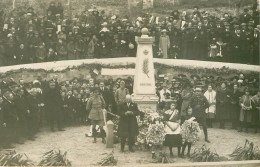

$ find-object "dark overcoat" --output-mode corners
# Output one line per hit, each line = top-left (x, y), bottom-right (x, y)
(117, 102), (139, 138)
(216, 88), (230, 120)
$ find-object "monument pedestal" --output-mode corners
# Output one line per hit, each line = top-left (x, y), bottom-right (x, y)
(132, 95), (158, 113)
(132, 28), (159, 113)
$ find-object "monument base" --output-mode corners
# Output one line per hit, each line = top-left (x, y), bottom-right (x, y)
(132, 94), (159, 113)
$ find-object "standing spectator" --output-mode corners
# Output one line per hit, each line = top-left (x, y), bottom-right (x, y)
(190, 87), (210, 143)
(238, 89), (253, 133)
(229, 83), (242, 129)
(204, 84), (216, 128)
(117, 95), (139, 152)
(159, 29), (170, 59)
(159, 83), (171, 108)
(35, 42), (46, 63)
(3, 93), (20, 144)
(216, 82), (230, 129)
(115, 81), (130, 111)
(86, 87), (106, 143)
(44, 80), (63, 131)
(99, 81), (110, 109)
(252, 90), (260, 133)
(16, 43), (28, 64)
(56, 39), (68, 60)
(163, 102), (182, 157)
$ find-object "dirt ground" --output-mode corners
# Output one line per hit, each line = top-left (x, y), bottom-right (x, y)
(8, 124), (260, 166)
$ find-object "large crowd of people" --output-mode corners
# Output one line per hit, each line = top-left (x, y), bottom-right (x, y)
(0, 1), (259, 66)
(0, 71), (259, 149)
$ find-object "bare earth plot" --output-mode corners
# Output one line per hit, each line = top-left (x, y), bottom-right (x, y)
(9, 126), (260, 166)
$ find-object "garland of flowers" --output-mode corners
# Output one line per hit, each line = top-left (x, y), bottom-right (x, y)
(0, 61), (258, 82)
(154, 63), (259, 79)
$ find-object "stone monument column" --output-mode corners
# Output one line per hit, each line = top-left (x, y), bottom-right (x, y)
(132, 28), (159, 113)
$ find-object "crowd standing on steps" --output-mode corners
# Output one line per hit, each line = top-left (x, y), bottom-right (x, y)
(0, 2), (259, 66)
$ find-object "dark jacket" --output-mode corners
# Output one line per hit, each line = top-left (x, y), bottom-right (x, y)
(44, 88), (62, 114)
(117, 102), (139, 138)
(190, 94), (209, 118)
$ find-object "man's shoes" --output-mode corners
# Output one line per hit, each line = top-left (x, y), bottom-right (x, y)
(205, 139), (211, 143)
(120, 149), (124, 153)
(58, 128), (65, 131)
(51, 128), (55, 132)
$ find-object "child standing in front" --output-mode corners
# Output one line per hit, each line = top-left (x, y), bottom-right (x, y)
(163, 102), (182, 157)
(181, 106), (201, 157)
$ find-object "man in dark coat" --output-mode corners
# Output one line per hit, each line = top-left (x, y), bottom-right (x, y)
(190, 87), (210, 143)
(3, 93), (20, 144)
(216, 82), (230, 129)
(14, 88), (29, 141)
(117, 95), (139, 152)
(229, 83), (242, 129)
(44, 80), (63, 131)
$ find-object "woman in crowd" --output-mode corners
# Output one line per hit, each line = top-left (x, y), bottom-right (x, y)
(163, 102), (182, 157)
(159, 29), (170, 59)
(86, 87), (106, 143)
(238, 88), (253, 133)
(204, 84), (216, 128)
(252, 89), (260, 133)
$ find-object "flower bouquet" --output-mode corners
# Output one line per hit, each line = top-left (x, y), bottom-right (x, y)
(180, 119), (201, 144)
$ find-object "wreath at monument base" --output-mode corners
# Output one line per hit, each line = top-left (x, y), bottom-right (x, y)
(136, 110), (165, 151)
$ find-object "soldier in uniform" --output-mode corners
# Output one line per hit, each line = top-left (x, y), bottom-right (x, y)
(190, 87), (210, 143)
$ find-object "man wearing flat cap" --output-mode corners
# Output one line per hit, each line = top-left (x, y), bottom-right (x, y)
(190, 87), (210, 143)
